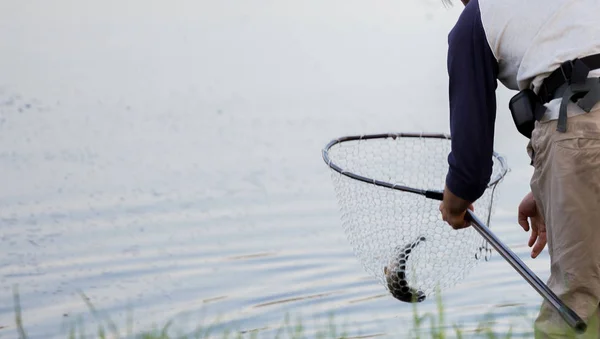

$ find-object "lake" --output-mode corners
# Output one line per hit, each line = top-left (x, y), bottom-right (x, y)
(0, 1), (549, 338)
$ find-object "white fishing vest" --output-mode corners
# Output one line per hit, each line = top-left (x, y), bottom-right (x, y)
(479, 0), (600, 121)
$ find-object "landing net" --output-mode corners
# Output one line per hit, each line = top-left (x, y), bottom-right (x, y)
(322, 133), (508, 302)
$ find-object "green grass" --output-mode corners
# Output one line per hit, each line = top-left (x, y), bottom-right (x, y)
(7, 285), (588, 339)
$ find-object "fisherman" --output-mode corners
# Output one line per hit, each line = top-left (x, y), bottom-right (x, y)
(437, 0), (600, 337)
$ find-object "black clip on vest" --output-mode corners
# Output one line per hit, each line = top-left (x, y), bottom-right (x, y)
(509, 53), (600, 138)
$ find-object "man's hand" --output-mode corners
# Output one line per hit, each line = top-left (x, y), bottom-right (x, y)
(439, 185), (474, 229)
(518, 191), (546, 258)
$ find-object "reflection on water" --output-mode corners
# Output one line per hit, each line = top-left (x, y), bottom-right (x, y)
(0, 1), (545, 338)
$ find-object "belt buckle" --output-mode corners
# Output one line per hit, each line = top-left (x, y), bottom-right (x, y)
(560, 60), (575, 84)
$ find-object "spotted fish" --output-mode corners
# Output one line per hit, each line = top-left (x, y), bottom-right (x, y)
(383, 236), (426, 303)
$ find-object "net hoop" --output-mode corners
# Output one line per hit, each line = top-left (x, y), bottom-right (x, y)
(322, 132), (508, 195)
(321, 132), (510, 299)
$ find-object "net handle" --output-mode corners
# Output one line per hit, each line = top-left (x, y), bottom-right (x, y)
(322, 133), (586, 334)
(428, 189), (587, 333)
(462, 208), (587, 334)
(424, 190), (587, 332)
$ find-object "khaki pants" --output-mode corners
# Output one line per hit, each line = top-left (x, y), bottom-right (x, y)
(528, 106), (600, 338)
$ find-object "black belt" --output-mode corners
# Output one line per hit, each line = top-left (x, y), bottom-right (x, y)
(535, 53), (600, 132)
(537, 53), (600, 104)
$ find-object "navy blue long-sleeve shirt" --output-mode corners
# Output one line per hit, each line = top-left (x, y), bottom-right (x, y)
(445, 0), (499, 202)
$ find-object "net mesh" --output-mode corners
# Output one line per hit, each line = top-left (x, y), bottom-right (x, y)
(324, 134), (507, 301)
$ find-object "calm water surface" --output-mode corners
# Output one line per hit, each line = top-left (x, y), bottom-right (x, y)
(1, 1), (550, 338)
